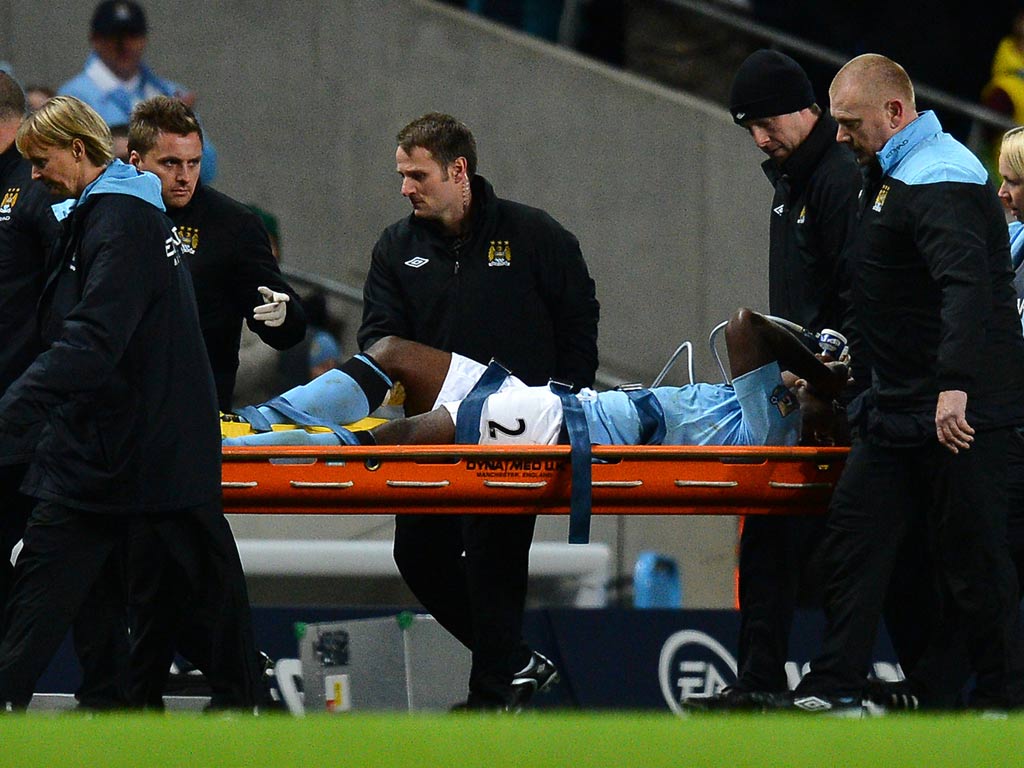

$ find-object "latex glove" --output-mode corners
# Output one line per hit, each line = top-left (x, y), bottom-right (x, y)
(253, 286), (289, 327)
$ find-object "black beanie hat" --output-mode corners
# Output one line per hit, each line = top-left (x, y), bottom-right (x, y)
(729, 49), (815, 124)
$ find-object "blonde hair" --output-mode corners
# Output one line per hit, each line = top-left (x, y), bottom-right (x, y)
(15, 95), (113, 166)
(1001, 125), (1024, 178)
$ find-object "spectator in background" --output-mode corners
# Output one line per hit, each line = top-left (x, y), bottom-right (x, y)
(448, 0), (624, 64)
(622, 0), (754, 104)
(25, 85), (54, 113)
(109, 123), (129, 162)
(59, 0), (218, 182)
(981, 11), (1024, 181)
(307, 328), (342, 379)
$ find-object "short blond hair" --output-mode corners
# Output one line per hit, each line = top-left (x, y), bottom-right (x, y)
(15, 95), (113, 166)
(1001, 126), (1024, 178)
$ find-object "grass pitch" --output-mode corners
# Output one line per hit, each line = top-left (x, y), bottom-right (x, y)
(1, 711), (1022, 767)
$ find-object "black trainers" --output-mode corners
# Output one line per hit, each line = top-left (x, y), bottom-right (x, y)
(451, 697), (521, 714)
(511, 650), (560, 706)
(863, 678), (920, 713)
(773, 691), (865, 716)
(682, 686), (777, 712)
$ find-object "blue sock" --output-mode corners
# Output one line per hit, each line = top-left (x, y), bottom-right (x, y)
(255, 354), (392, 427)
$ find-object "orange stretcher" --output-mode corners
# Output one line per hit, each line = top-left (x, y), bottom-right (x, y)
(221, 445), (848, 517)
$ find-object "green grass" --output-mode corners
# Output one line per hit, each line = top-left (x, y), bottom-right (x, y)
(2, 711), (1024, 767)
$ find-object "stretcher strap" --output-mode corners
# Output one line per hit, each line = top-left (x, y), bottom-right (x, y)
(234, 406), (272, 433)
(454, 360), (512, 444)
(626, 390), (667, 445)
(550, 381), (592, 544)
(256, 395), (360, 446)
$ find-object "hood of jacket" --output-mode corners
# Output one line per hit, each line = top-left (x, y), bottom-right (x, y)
(51, 159), (165, 222)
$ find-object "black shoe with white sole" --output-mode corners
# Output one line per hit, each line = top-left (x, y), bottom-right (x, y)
(510, 650), (560, 706)
(682, 686), (778, 712)
(774, 692), (865, 716)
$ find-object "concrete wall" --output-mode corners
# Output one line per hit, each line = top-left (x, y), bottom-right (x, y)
(2, 0), (777, 608)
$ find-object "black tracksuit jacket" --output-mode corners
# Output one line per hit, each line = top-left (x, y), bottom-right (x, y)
(851, 111), (1024, 438)
(168, 183), (306, 410)
(763, 114), (862, 337)
(359, 175), (599, 388)
(0, 146), (61, 465)
(0, 173), (220, 513)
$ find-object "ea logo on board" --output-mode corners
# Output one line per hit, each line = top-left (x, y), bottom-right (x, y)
(658, 629), (737, 714)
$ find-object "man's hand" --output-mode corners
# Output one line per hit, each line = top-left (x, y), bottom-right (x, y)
(936, 389), (974, 454)
(253, 286), (289, 328)
(822, 360), (852, 398)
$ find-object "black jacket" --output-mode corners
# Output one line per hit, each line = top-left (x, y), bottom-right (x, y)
(0, 168), (221, 512)
(0, 145), (63, 466)
(0, 144), (61, 395)
(168, 183), (306, 410)
(763, 114), (861, 336)
(851, 112), (1024, 437)
(359, 175), (599, 388)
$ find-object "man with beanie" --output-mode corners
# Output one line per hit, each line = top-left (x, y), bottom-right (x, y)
(689, 49), (863, 710)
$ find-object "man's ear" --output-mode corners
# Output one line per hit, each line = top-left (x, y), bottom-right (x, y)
(128, 149), (142, 168)
(450, 156), (469, 183)
(886, 98), (906, 129)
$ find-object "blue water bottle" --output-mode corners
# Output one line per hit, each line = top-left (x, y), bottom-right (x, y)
(633, 551), (682, 609)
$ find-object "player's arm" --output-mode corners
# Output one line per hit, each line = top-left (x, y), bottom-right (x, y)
(726, 308), (848, 399)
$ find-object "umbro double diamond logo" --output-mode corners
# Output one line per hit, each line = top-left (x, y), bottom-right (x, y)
(404, 256), (429, 269)
(773, 204), (786, 216)
(793, 696), (834, 712)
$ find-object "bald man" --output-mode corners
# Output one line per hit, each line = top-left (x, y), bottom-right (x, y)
(782, 55), (1024, 713)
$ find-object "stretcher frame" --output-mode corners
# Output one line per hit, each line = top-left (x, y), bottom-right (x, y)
(221, 445), (848, 517)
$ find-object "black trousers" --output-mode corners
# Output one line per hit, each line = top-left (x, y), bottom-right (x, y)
(796, 429), (1024, 706)
(0, 501), (136, 706)
(897, 428), (1024, 706)
(0, 464), (33, 642)
(735, 514), (827, 692)
(73, 503), (264, 710)
(0, 500), (261, 709)
(393, 512), (536, 707)
(1007, 428), (1024, 591)
(124, 503), (264, 709)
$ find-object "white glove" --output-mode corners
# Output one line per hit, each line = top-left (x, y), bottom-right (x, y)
(253, 286), (289, 327)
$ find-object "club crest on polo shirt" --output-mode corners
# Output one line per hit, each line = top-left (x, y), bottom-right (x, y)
(0, 187), (19, 219)
(487, 240), (511, 267)
(797, 205), (807, 225)
(872, 184), (890, 213)
(176, 225), (199, 256)
(769, 384), (798, 417)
